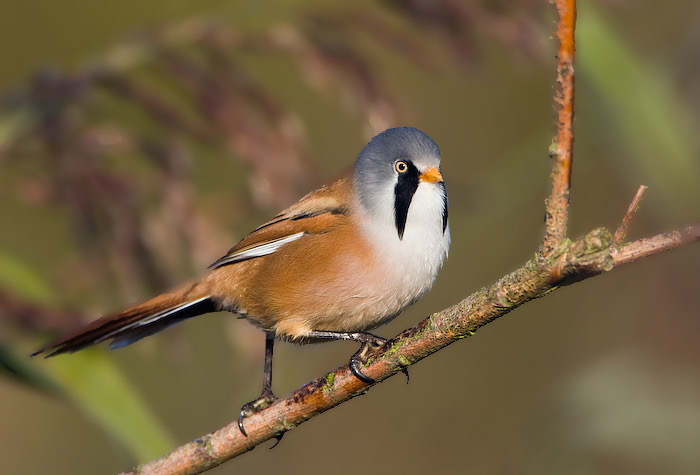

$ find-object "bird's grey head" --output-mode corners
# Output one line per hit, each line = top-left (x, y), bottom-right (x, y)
(354, 127), (447, 239)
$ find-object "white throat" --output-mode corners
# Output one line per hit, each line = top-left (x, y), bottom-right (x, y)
(354, 180), (450, 321)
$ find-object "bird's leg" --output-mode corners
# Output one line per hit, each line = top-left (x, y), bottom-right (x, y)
(305, 330), (405, 384)
(238, 331), (281, 439)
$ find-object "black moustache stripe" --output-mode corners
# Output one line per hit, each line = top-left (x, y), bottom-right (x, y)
(441, 183), (448, 233)
(394, 161), (420, 240)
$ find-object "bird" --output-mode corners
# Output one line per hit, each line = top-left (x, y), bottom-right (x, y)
(33, 126), (450, 436)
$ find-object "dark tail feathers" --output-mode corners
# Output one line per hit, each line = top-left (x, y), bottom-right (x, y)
(33, 283), (215, 357)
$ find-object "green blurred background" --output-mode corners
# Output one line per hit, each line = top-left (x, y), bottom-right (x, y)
(1, 1), (699, 474)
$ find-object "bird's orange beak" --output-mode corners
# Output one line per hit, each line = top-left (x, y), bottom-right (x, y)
(419, 167), (443, 183)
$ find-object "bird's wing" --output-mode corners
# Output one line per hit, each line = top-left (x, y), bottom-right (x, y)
(208, 176), (353, 269)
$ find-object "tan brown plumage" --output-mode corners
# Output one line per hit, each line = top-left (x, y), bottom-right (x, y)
(35, 175), (379, 355)
(203, 176), (390, 338)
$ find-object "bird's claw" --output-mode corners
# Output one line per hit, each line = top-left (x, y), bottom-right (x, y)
(349, 335), (388, 384)
(400, 366), (410, 383)
(350, 354), (376, 384)
(269, 432), (284, 449)
(348, 335), (410, 384)
(237, 391), (278, 437)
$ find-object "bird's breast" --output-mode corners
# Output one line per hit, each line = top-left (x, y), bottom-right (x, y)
(210, 184), (449, 340)
(347, 183), (450, 326)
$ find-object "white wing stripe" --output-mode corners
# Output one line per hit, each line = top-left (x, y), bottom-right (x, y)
(227, 232), (305, 262)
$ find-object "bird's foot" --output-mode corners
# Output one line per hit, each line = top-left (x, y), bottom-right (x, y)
(349, 334), (388, 384)
(238, 389), (279, 437)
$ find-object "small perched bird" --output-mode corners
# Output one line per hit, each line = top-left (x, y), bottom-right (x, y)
(34, 126), (450, 435)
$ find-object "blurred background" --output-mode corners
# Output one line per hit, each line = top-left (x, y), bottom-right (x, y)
(1, 0), (699, 474)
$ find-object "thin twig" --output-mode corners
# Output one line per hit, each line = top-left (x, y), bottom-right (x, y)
(541, 0), (577, 256)
(613, 185), (648, 245)
(611, 223), (700, 266)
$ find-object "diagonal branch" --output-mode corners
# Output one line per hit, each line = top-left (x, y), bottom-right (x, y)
(125, 223), (700, 475)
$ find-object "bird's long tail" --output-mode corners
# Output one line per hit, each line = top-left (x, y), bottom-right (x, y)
(33, 282), (215, 357)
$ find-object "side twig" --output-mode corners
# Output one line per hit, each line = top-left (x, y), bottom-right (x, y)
(613, 185), (648, 245)
(612, 223), (700, 266)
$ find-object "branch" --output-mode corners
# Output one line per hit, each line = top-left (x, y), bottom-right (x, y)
(126, 224), (700, 475)
(541, 0), (577, 256)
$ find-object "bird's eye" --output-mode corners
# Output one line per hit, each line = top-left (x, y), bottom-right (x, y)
(395, 161), (408, 173)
